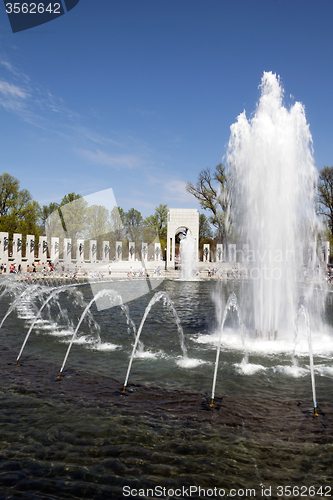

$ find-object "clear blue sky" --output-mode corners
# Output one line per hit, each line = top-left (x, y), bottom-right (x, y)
(0, 0), (332, 217)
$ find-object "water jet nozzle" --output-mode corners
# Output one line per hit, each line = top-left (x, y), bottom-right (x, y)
(314, 405), (319, 417)
(15, 359), (18, 365)
(122, 385), (126, 393)
(209, 397), (214, 408)
(57, 372), (62, 379)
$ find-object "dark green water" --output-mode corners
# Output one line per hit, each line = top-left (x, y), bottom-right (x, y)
(0, 278), (333, 499)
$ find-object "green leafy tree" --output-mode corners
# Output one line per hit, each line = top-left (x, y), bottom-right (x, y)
(60, 193), (82, 206)
(144, 204), (168, 251)
(109, 206), (125, 243)
(0, 173), (41, 237)
(41, 201), (59, 234)
(86, 205), (110, 240)
(86, 204), (110, 259)
(45, 193), (88, 262)
(123, 208), (143, 243)
(186, 164), (233, 243)
(57, 193), (88, 242)
(199, 213), (213, 241)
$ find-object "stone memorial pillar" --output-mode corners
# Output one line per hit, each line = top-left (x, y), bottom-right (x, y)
(154, 242), (161, 261)
(308, 242), (316, 268)
(26, 235), (35, 265)
(12, 233), (22, 265)
(102, 241), (110, 263)
(76, 239), (85, 264)
(51, 237), (60, 263)
(142, 243), (148, 262)
(203, 244), (210, 262)
(129, 242), (135, 262)
(242, 244), (249, 263)
(89, 240), (97, 262)
(63, 238), (72, 266)
(228, 244), (236, 263)
(215, 244), (223, 263)
(116, 242), (122, 261)
(39, 236), (48, 262)
(323, 241), (330, 264)
(0, 232), (9, 265)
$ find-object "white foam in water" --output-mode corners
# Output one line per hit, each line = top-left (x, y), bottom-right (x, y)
(274, 364), (309, 378)
(134, 349), (163, 359)
(193, 329), (247, 352)
(33, 319), (52, 327)
(235, 360), (266, 375)
(195, 327), (333, 356)
(314, 365), (333, 377)
(176, 357), (206, 368)
(18, 314), (35, 320)
(37, 322), (59, 331)
(49, 329), (73, 337)
(62, 335), (98, 346)
(94, 342), (120, 351)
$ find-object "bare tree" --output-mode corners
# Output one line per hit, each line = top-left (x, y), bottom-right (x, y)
(186, 163), (233, 243)
(317, 166), (333, 236)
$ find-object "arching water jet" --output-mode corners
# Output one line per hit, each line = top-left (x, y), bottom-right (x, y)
(0, 284), (46, 330)
(122, 291), (192, 392)
(210, 292), (246, 407)
(15, 284), (84, 364)
(293, 303), (318, 416)
(58, 288), (132, 378)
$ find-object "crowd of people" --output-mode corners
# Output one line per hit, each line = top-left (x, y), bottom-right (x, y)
(127, 266), (163, 278)
(0, 261), (55, 276)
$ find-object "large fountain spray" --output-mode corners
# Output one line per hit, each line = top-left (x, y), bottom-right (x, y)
(227, 72), (318, 336)
(180, 231), (197, 280)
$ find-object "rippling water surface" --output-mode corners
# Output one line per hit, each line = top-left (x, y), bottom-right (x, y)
(0, 277), (333, 499)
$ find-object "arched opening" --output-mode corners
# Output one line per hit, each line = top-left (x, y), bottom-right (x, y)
(174, 227), (191, 268)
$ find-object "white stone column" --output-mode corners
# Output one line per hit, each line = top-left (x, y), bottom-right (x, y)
(308, 242), (316, 267)
(51, 237), (60, 263)
(89, 240), (97, 262)
(102, 241), (110, 263)
(76, 239), (85, 264)
(128, 242), (135, 262)
(0, 232), (9, 265)
(167, 236), (171, 267)
(38, 236), (48, 262)
(26, 235), (35, 265)
(154, 242), (161, 261)
(63, 238), (72, 266)
(142, 242), (148, 262)
(216, 244), (223, 263)
(171, 237), (175, 267)
(116, 241), (122, 261)
(12, 233), (22, 265)
(322, 241), (330, 264)
(203, 244), (210, 262)
(242, 244), (249, 263)
(228, 244), (236, 263)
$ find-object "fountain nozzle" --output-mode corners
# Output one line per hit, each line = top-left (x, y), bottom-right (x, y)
(314, 406), (319, 417)
(209, 398), (214, 408)
(122, 385), (126, 393)
(57, 372), (62, 379)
